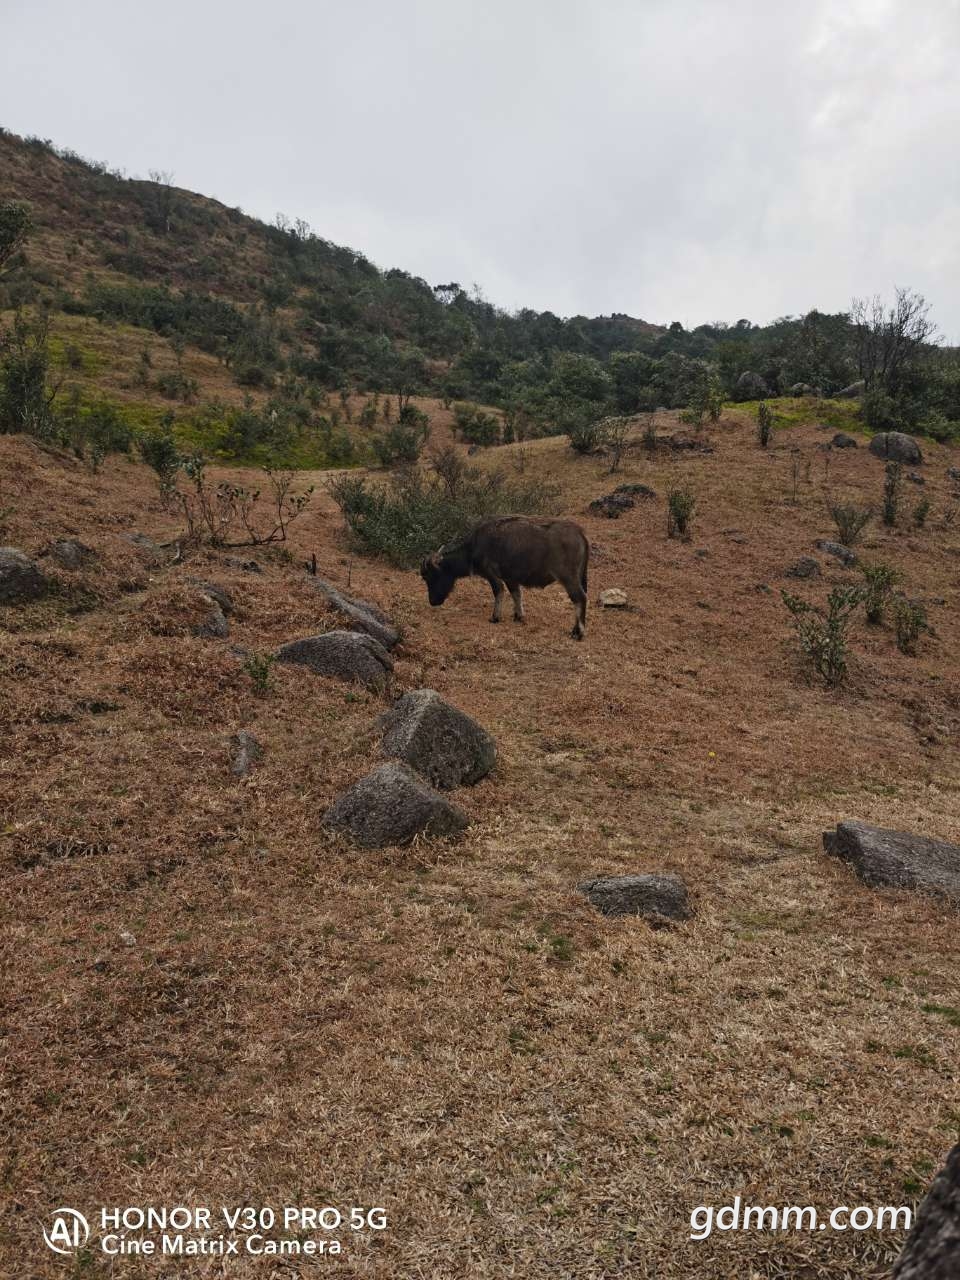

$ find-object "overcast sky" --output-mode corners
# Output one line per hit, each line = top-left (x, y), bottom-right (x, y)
(2, 0), (958, 337)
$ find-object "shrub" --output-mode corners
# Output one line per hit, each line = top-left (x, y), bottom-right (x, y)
(882, 461), (902, 527)
(139, 424), (181, 501)
(667, 487), (695, 540)
(178, 454), (313, 547)
(757, 401), (773, 448)
(453, 402), (501, 447)
(860, 562), (900, 625)
(828, 501), (872, 546)
(329, 448), (560, 567)
(893, 598), (927, 655)
(0, 311), (56, 439)
(373, 410), (429, 466)
(913, 497), (931, 528)
(782, 585), (863, 687)
(567, 417), (607, 455)
(243, 652), (275, 695)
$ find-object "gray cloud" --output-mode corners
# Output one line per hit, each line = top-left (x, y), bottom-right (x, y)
(2, 0), (958, 337)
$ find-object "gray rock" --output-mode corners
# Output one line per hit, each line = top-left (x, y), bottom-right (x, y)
(187, 578), (234, 614)
(947, 467), (960, 482)
(224, 556), (263, 574)
(815, 539), (858, 567)
(589, 493), (634, 519)
(823, 820), (960, 901)
(734, 370), (769, 401)
(578, 873), (691, 923)
(831, 432), (858, 449)
(907, 471), (926, 486)
(230, 730), (263, 778)
(379, 689), (495, 789)
(193, 602), (229, 639)
(124, 532), (180, 564)
(893, 1142), (960, 1279)
(49, 538), (96, 570)
(786, 557), (821, 579)
(869, 432), (923, 465)
(309, 577), (399, 650)
(275, 630), (393, 692)
(789, 382), (815, 396)
(323, 762), (470, 847)
(0, 547), (48, 604)
(613, 483), (657, 499)
(836, 380), (866, 399)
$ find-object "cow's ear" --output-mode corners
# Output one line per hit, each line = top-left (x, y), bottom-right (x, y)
(428, 551), (442, 569)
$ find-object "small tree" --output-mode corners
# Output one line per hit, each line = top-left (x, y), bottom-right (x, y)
(605, 416), (632, 473)
(893, 598), (927, 655)
(860, 561), (900, 625)
(757, 401), (773, 448)
(0, 312), (59, 438)
(667, 487), (696, 539)
(882, 461), (902, 527)
(828, 500), (872, 546)
(782, 586), (863, 687)
(0, 201), (32, 278)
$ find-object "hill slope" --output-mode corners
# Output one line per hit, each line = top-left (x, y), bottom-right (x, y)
(3, 408), (960, 1276)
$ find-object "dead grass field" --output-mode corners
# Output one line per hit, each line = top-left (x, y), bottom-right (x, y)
(1, 407), (959, 1279)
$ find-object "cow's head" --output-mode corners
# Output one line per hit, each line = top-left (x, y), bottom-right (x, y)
(420, 550), (457, 606)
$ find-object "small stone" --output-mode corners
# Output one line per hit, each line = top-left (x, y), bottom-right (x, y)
(187, 578), (235, 614)
(579, 873), (691, 923)
(831, 432), (858, 449)
(815, 539), (858, 567)
(599, 588), (629, 608)
(230, 730), (263, 778)
(907, 472), (926, 486)
(119, 930), (136, 947)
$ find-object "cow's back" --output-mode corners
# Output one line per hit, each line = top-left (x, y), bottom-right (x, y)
(469, 516), (587, 586)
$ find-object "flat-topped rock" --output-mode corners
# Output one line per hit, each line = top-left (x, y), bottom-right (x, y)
(579, 873), (691, 923)
(275, 630), (393, 692)
(379, 689), (495, 789)
(309, 577), (399, 650)
(323, 762), (470, 847)
(823, 820), (960, 901)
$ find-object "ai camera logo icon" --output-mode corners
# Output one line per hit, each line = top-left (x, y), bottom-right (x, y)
(42, 1208), (90, 1255)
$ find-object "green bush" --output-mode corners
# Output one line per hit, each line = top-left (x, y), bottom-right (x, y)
(567, 417), (607, 454)
(667, 487), (696, 539)
(882, 461), (902, 527)
(828, 501), (872, 546)
(860, 561), (900, 625)
(913, 497), (931, 528)
(893, 598), (927, 655)
(453, 402), (501, 447)
(330, 447), (560, 567)
(782, 585), (864, 686)
(372, 409), (429, 466)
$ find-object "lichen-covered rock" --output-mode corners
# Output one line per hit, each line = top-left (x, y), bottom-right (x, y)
(230, 730), (263, 778)
(275, 630), (393, 691)
(823, 820), (960, 901)
(815, 539), (858, 567)
(785, 557), (821, 580)
(379, 689), (495, 789)
(578, 873), (691, 923)
(309, 576), (399, 650)
(893, 1142), (960, 1279)
(869, 432), (923, 465)
(49, 538), (96, 570)
(323, 762), (470, 847)
(599, 588), (629, 608)
(0, 547), (48, 604)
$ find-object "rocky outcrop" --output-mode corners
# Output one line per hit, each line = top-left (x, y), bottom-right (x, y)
(379, 689), (495, 789)
(275, 630), (393, 692)
(323, 762), (470, 847)
(823, 820), (960, 901)
(230, 730), (263, 778)
(579, 873), (691, 923)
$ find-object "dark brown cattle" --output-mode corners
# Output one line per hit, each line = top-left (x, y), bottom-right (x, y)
(420, 515), (590, 639)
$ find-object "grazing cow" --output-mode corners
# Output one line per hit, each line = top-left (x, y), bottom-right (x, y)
(420, 515), (590, 639)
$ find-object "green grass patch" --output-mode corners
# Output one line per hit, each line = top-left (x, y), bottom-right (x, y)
(734, 396), (864, 433)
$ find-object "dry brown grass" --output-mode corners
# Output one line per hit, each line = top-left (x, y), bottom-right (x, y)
(2, 412), (959, 1278)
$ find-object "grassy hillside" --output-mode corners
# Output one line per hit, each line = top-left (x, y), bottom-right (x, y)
(3, 404), (960, 1276)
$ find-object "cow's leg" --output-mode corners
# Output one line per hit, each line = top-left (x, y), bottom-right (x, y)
(562, 574), (588, 640)
(486, 576), (505, 623)
(507, 583), (525, 623)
